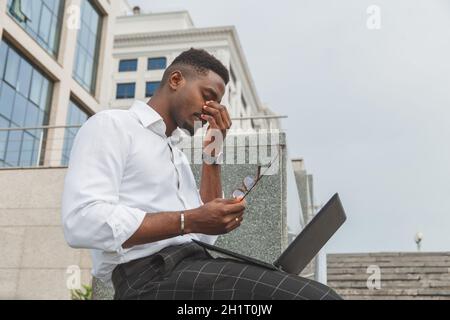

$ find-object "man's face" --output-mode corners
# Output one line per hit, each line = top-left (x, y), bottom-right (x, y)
(171, 70), (226, 136)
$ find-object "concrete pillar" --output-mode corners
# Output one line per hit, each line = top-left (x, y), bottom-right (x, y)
(0, 0), (5, 40)
(187, 131), (288, 261)
(291, 158), (327, 284)
(96, 0), (116, 107)
(43, 0), (82, 167)
(43, 0), (117, 166)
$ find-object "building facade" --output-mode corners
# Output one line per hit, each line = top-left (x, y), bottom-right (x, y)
(0, 0), (131, 299)
(0, 0), (131, 168)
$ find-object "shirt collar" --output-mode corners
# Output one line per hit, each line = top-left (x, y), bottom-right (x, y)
(130, 100), (167, 137)
(129, 100), (186, 144)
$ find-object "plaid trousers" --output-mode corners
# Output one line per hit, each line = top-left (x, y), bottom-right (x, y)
(112, 241), (342, 300)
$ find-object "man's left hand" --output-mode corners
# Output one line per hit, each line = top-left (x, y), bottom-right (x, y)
(201, 101), (232, 155)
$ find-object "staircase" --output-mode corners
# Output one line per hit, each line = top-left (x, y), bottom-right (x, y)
(327, 252), (450, 300)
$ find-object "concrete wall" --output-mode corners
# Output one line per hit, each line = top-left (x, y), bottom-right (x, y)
(0, 168), (91, 299)
(115, 11), (194, 35)
(186, 131), (288, 262)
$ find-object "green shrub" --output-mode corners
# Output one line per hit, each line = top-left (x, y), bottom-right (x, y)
(71, 284), (92, 300)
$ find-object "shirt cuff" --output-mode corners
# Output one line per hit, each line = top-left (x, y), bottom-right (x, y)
(198, 234), (219, 245)
(106, 205), (147, 253)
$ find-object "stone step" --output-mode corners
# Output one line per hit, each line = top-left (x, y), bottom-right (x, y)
(328, 280), (450, 289)
(342, 295), (449, 300)
(327, 255), (450, 264)
(328, 252), (450, 259)
(327, 267), (450, 275)
(328, 261), (450, 268)
(328, 273), (450, 281)
(335, 288), (450, 297)
(328, 274), (422, 281)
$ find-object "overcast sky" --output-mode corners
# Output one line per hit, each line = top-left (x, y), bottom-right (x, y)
(129, 0), (450, 254)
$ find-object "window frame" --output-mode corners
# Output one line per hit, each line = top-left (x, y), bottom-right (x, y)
(119, 59), (138, 72)
(73, 0), (103, 95)
(0, 39), (53, 168)
(145, 81), (161, 98)
(116, 82), (136, 100)
(6, 0), (65, 57)
(147, 57), (167, 71)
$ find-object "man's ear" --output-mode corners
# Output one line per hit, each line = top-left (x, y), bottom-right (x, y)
(168, 70), (185, 91)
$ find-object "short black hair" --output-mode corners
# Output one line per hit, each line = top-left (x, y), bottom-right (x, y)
(161, 48), (229, 85)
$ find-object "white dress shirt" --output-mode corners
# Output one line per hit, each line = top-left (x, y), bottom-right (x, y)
(61, 100), (218, 283)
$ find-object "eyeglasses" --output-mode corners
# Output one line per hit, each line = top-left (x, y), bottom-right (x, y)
(232, 151), (280, 201)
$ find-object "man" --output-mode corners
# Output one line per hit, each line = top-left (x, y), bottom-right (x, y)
(62, 48), (341, 300)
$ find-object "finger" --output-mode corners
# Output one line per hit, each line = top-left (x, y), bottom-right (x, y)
(220, 106), (232, 129)
(225, 214), (244, 231)
(219, 198), (242, 204)
(230, 196), (247, 207)
(205, 101), (231, 128)
(218, 197), (247, 207)
(225, 212), (244, 223)
(207, 101), (232, 129)
(201, 114), (219, 128)
(226, 202), (246, 214)
(203, 105), (226, 129)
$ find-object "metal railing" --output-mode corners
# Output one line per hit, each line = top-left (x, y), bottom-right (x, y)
(0, 115), (286, 170)
(0, 125), (76, 170)
(0, 124), (83, 132)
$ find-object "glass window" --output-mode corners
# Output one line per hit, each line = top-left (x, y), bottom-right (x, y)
(0, 82), (15, 119)
(29, 70), (43, 106)
(148, 57), (167, 70)
(84, 59), (93, 89)
(7, 0), (64, 56)
(39, 78), (51, 110)
(0, 40), (52, 168)
(30, 136), (39, 165)
(0, 116), (9, 161)
(119, 59), (138, 72)
(17, 59), (33, 97)
(0, 42), (7, 79)
(73, 0), (102, 94)
(116, 83), (135, 99)
(11, 94), (27, 127)
(28, 1), (41, 32)
(24, 101), (39, 128)
(4, 48), (20, 88)
(61, 100), (90, 166)
(38, 4), (52, 44)
(145, 81), (160, 98)
(5, 129), (22, 165)
(19, 132), (36, 167)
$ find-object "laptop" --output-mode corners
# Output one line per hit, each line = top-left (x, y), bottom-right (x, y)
(192, 193), (347, 275)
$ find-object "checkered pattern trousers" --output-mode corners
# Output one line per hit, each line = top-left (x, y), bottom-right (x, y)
(111, 241), (342, 300)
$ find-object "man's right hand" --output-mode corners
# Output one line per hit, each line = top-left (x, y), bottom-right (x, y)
(185, 198), (247, 235)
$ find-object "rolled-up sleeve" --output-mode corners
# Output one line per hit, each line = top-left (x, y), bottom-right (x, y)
(61, 112), (146, 253)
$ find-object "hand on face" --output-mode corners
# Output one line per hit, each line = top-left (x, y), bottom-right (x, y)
(201, 101), (232, 153)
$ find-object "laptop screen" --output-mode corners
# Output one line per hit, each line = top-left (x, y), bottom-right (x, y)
(274, 193), (347, 274)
